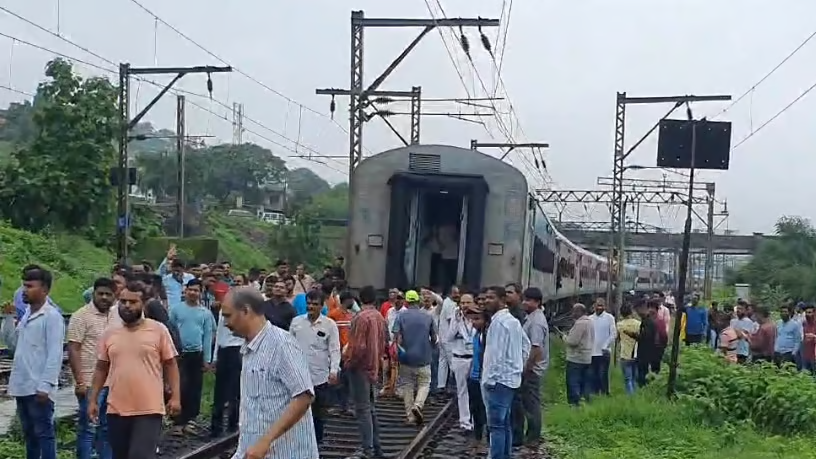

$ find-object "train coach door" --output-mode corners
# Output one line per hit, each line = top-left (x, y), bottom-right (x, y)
(404, 190), (421, 285)
(455, 195), (469, 284)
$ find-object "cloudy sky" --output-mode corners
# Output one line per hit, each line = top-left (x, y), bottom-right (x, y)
(1, 0), (813, 234)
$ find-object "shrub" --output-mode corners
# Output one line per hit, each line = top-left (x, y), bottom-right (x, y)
(544, 338), (816, 459)
(649, 346), (816, 435)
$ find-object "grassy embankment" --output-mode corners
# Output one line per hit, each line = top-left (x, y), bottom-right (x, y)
(543, 339), (816, 459)
(1, 213), (275, 313)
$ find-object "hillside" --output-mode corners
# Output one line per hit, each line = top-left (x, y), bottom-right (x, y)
(0, 213), (279, 313)
(0, 222), (114, 312)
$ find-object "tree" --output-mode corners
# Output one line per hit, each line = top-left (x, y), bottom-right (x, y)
(135, 142), (287, 206)
(734, 216), (816, 302)
(267, 214), (331, 269)
(206, 143), (287, 203)
(299, 183), (349, 221)
(0, 100), (36, 143)
(0, 59), (118, 236)
(286, 168), (331, 212)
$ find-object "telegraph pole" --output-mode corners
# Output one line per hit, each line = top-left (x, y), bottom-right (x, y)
(317, 11), (499, 271)
(232, 102), (244, 144)
(607, 93), (731, 311)
(115, 64), (231, 261)
(176, 95), (186, 238)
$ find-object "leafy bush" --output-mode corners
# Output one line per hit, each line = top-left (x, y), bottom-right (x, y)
(544, 338), (816, 459)
(650, 346), (816, 435)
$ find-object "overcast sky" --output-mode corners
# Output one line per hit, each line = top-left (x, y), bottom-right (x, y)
(1, 0), (813, 234)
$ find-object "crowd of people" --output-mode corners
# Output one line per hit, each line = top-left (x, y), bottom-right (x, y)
(560, 290), (816, 407)
(1, 246), (556, 459)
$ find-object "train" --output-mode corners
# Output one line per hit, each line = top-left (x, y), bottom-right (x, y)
(346, 144), (672, 307)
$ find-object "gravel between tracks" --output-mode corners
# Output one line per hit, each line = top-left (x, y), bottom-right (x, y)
(417, 406), (555, 459)
(165, 393), (454, 459)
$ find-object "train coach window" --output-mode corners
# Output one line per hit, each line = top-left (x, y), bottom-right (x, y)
(532, 236), (555, 273)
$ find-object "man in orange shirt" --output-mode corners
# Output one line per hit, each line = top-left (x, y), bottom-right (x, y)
(88, 283), (181, 459)
(329, 291), (355, 413)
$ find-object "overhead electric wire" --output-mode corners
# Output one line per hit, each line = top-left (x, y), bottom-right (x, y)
(731, 78), (816, 151)
(427, 0), (548, 188)
(494, 0), (513, 97)
(0, 83), (34, 97)
(710, 27), (816, 120)
(123, 0), (367, 152)
(431, 0), (541, 180)
(0, 12), (347, 173)
(183, 98), (346, 175)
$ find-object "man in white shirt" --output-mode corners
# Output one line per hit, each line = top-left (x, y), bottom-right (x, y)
(442, 291), (474, 430)
(290, 290), (340, 446)
(436, 286), (459, 394)
(588, 297), (616, 396)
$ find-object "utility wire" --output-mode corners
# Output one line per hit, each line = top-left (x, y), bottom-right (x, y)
(428, 0), (548, 188)
(0, 83), (34, 97)
(731, 78), (816, 151)
(710, 27), (816, 120)
(123, 0), (366, 152)
(0, 17), (347, 173)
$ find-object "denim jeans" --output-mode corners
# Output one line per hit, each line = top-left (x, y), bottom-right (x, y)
(620, 359), (637, 395)
(347, 370), (382, 455)
(485, 382), (515, 459)
(17, 395), (57, 459)
(565, 361), (590, 405)
(77, 387), (111, 459)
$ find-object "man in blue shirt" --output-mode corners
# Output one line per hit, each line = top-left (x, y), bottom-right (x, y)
(162, 259), (195, 308)
(2, 268), (65, 459)
(169, 278), (216, 434)
(12, 265), (61, 321)
(775, 304), (802, 367)
(684, 294), (708, 345)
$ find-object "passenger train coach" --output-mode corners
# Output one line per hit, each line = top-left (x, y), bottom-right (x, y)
(347, 144), (672, 311)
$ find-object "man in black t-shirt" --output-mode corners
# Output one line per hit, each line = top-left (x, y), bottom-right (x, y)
(262, 278), (296, 331)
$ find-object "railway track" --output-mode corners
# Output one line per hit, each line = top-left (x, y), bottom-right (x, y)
(167, 393), (454, 459)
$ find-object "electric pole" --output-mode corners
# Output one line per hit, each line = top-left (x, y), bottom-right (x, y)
(115, 64), (231, 262)
(316, 10), (499, 272)
(176, 95), (186, 238)
(607, 93), (730, 311)
(232, 102), (244, 144)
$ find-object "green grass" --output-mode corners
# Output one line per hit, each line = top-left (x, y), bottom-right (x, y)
(0, 212), (280, 313)
(0, 221), (114, 312)
(543, 339), (816, 459)
(204, 212), (275, 271)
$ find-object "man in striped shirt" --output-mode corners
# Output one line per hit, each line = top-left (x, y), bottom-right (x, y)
(221, 287), (318, 459)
